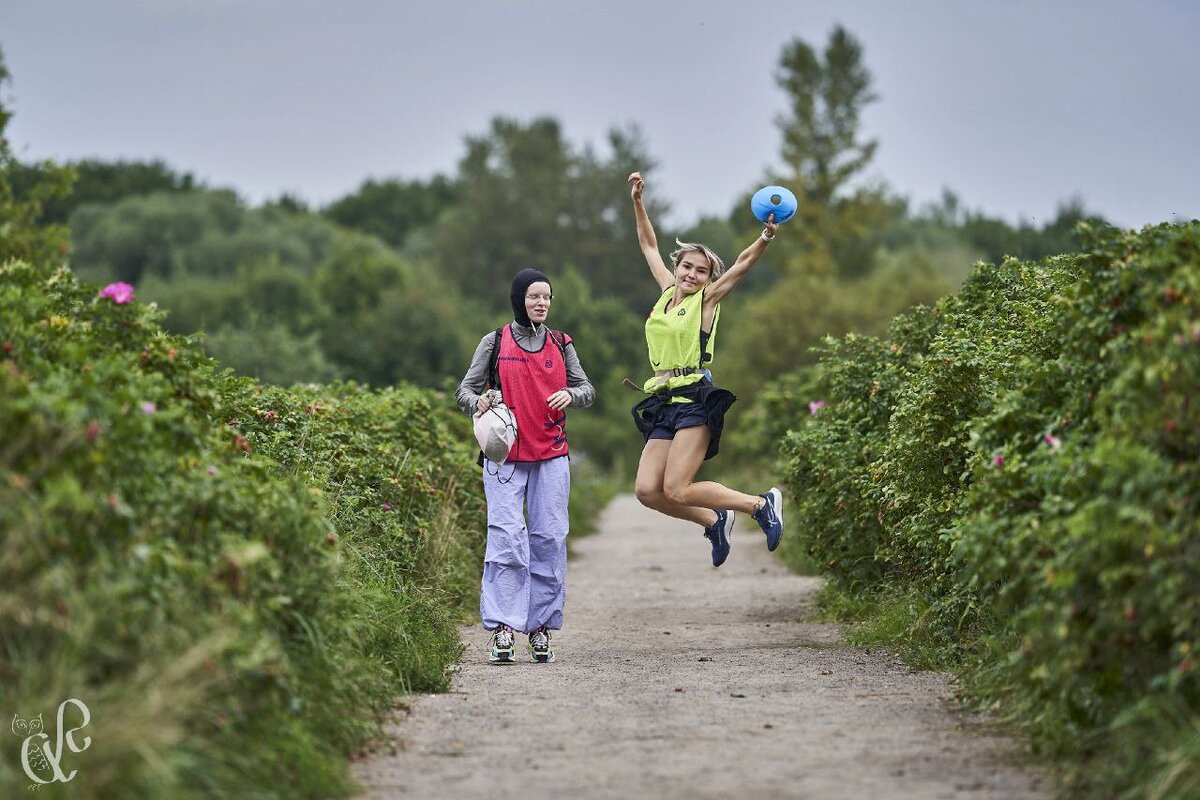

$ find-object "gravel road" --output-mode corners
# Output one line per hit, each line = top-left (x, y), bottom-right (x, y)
(353, 494), (1047, 799)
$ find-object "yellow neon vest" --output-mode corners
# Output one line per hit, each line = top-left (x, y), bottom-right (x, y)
(643, 285), (719, 394)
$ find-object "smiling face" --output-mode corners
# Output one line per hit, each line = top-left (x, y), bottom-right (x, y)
(674, 251), (713, 295)
(524, 281), (552, 325)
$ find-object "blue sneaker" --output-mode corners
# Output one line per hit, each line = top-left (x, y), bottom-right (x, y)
(753, 488), (784, 551)
(703, 510), (734, 567)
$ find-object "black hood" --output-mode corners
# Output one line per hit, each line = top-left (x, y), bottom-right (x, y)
(510, 268), (552, 327)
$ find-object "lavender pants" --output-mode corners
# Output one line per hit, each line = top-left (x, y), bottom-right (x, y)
(480, 456), (571, 633)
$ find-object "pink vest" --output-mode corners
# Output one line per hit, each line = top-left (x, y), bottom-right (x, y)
(497, 324), (571, 462)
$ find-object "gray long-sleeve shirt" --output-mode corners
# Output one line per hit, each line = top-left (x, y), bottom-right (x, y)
(456, 322), (596, 416)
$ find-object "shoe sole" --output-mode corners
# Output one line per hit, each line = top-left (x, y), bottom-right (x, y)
(489, 650), (515, 664)
(766, 487), (784, 551)
(529, 650), (555, 663)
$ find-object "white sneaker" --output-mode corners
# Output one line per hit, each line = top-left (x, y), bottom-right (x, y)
(527, 627), (555, 663)
(489, 625), (515, 663)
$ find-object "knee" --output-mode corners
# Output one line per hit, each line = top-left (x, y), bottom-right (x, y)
(635, 484), (661, 508)
(485, 522), (527, 567)
(528, 529), (566, 562)
(662, 481), (690, 506)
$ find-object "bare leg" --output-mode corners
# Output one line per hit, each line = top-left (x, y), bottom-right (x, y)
(635, 439), (717, 527)
(662, 426), (763, 514)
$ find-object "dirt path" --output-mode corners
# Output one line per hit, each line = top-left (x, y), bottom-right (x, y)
(353, 495), (1046, 799)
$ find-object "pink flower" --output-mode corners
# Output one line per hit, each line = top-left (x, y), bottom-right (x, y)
(1043, 434), (1061, 450)
(207, 465), (219, 477)
(993, 455), (1004, 467)
(98, 282), (135, 304)
(141, 401), (157, 414)
(808, 400), (827, 416)
(381, 503), (392, 512)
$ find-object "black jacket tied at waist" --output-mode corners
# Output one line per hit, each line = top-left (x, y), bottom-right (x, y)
(631, 379), (738, 461)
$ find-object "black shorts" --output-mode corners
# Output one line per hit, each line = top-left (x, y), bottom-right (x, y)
(646, 401), (708, 440)
(631, 381), (737, 461)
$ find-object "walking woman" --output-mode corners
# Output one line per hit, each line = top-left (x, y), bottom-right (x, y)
(456, 268), (595, 663)
(627, 171), (784, 568)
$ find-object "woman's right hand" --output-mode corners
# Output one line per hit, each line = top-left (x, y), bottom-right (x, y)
(628, 171), (644, 202)
(475, 393), (492, 417)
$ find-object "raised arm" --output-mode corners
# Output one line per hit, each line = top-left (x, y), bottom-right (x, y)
(628, 172), (675, 292)
(704, 216), (779, 306)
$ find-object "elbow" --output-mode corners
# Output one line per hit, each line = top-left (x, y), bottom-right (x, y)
(454, 387), (478, 416)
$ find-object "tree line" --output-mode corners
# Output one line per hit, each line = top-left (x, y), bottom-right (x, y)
(6, 28), (1109, 468)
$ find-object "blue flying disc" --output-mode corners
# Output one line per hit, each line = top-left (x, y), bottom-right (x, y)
(750, 185), (797, 224)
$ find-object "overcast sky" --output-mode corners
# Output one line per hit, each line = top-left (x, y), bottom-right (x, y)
(2, 1), (1196, 229)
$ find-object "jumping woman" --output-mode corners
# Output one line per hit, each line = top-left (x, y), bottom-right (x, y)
(627, 171), (784, 567)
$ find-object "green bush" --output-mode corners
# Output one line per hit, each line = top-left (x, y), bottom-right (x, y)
(0, 261), (485, 798)
(779, 222), (1200, 798)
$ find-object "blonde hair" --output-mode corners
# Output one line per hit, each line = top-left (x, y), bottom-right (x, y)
(669, 240), (725, 280)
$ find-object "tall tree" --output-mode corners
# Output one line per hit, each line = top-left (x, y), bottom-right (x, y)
(432, 116), (570, 302)
(772, 26), (893, 278)
(430, 117), (664, 314)
(716, 28), (935, 406)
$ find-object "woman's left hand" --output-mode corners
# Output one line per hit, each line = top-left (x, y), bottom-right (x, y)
(762, 214), (779, 242)
(546, 390), (572, 411)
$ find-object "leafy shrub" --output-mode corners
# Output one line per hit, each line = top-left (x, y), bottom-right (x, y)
(779, 222), (1200, 797)
(0, 261), (485, 798)
(718, 256), (952, 401)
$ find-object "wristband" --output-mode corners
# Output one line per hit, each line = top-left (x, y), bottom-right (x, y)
(760, 230), (775, 243)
